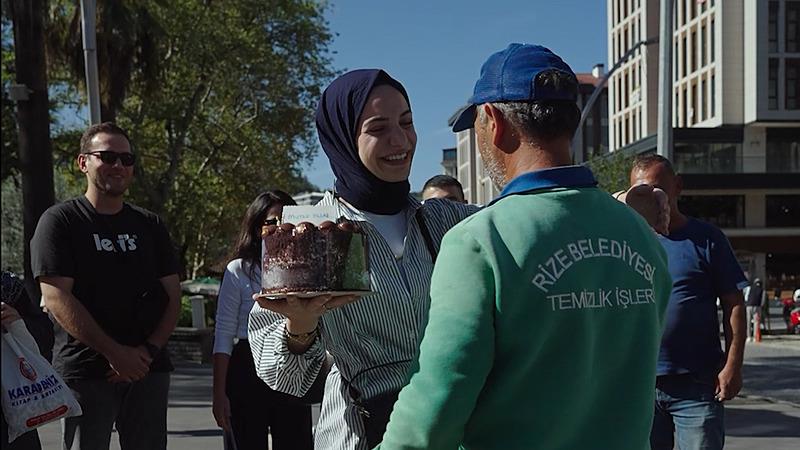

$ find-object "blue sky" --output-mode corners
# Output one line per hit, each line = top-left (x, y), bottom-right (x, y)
(304, 0), (608, 191)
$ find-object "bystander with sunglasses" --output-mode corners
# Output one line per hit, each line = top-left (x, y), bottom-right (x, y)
(30, 122), (182, 450)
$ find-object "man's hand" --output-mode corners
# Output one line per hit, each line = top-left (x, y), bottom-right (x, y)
(1, 302), (22, 328)
(616, 184), (670, 234)
(105, 345), (152, 383)
(213, 392), (232, 432)
(715, 365), (743, 401)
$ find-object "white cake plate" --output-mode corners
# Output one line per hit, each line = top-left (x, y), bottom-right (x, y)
(256, 290), (372, 301)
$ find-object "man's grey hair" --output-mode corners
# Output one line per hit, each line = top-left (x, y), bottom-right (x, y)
(477, 70), (580, 142)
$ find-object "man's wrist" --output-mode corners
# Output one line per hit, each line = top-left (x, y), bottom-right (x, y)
(143, 341), (161, 359)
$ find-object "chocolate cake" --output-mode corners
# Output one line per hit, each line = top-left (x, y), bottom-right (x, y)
(261, 220), (370, 295)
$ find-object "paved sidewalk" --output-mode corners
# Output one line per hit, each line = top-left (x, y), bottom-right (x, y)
(34, 352), (800, 449)
(725, 396), (800, 450)
(38, 363), (221, 450)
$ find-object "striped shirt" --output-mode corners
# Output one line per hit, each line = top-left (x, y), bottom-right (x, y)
(248, 191), (477, 449)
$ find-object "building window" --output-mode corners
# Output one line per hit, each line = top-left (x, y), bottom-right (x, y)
(788, 1), (800, 53)
(701, 23), (707, 67)
(678, 195), (745, 228)
(711, 74), (716, 117)
(682, 86), (688, 126)
(689, 0), (696, 22)
(674, 91), (680, 127)
(787, 59), (800, 109)
(766, 128), (800, 172)
(674, 40), (679, 80)
(623, 72), (629, 109)
(769, 1), (780, 53)
(711, 18), (715, 63)
(769, 58), (780, 110)
(674, 143), (742, 174)
(682, 35), (687, 77)
(766, 195), (800, 227)
(701, 78), (707, 120)
(690, 30), (696, 73)
(621, 27), (626, 56)
(691, 82), (697, 125)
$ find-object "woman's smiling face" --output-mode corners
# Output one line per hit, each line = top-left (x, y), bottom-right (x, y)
(356, 84), (417, 183)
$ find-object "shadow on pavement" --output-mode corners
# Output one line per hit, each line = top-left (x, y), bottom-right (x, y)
(169, 362), (213, 405)
(167, 429), (224, 437)
(742, 355), (800, 404)
(726, 407), (800, 438)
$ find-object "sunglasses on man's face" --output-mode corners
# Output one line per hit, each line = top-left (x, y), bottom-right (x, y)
(85, 151), (136, 167)
(264, 218), (279, 226)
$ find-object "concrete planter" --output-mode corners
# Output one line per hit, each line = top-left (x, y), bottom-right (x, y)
(167, 327), (214, 364)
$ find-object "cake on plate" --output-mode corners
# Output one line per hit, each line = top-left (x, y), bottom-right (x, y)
(261, 220), (370, 295)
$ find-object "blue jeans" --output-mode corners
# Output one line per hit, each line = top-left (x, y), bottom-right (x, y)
(651, 374), (724, 450)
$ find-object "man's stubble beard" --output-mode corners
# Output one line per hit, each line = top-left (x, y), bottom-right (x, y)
(92, 173), (129, 197)
(477, 133), (507, 190)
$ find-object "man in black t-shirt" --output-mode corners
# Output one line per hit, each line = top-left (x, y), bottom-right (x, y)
(30, 122), (181, 450)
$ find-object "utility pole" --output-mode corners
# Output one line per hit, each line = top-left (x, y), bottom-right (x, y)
(80, 0), (102, 124)
(9, 0), (55, 298)
(657, 0), (675, 159)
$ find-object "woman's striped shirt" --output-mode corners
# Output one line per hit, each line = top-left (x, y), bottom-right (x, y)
(248, 191), (477, 449)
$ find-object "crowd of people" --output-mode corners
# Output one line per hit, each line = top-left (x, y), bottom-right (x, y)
(0, 42), (767, 450)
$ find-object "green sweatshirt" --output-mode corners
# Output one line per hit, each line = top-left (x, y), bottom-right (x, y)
(379, 183), (672, 450)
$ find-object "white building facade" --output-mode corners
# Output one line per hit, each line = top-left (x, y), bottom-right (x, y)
(608, 0), (800, 294)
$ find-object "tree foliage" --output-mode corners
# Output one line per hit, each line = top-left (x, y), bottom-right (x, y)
(2, 16), (18, 182)
(3, 0), (334, 278)
(586, 150), (636, 194)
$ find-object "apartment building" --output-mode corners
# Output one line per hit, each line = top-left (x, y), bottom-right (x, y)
(608, 0), (800, 292)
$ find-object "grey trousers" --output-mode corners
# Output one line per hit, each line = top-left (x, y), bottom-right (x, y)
(61, 372), (170, 450)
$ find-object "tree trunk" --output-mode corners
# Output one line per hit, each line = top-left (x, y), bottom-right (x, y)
(10, 0), (55, 299)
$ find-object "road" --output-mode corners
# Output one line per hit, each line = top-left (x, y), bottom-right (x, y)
(33, 336), (799, 449)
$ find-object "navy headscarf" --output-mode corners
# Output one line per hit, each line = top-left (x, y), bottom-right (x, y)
(315, 69), (412, 214)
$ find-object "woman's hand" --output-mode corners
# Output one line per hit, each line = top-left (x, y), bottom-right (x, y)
(253, 293), (362, 334)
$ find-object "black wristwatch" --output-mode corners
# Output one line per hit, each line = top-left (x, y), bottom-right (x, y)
(143, 342), (160, 359)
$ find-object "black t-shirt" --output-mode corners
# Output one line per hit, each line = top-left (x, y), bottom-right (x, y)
(31, 196), (180, 380)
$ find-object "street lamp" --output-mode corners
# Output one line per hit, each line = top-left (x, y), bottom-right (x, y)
(80, 0), (101, 124)
(575, 36), (658, 151)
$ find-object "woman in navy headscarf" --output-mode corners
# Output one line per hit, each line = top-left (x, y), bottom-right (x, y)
(248, 69), (477, 449)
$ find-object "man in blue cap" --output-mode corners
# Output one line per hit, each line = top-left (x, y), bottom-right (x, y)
(378, 44), (673, 449)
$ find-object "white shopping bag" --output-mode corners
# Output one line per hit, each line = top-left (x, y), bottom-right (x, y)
(1, 323), (82, 443)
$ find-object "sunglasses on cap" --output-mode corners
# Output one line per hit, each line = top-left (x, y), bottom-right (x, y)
(85, 151), (136, 167)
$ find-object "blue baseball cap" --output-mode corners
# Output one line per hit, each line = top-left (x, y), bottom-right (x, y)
(452, 43), (578, 132)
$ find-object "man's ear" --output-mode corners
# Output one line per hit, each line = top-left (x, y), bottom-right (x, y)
(482, 104), (506, 149)
(674, 174), (683, 196)
(77, 154), (88, 173)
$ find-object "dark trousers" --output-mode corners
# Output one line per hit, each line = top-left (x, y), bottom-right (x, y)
(62, 372), (170, 450)
(227, 340), (313, 450)
(1, 413), (42, 450)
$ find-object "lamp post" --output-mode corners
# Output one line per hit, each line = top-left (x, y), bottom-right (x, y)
(576, 36), (659, 157)
(80, 0), (101, 124)
(657, 0), (675, 159)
